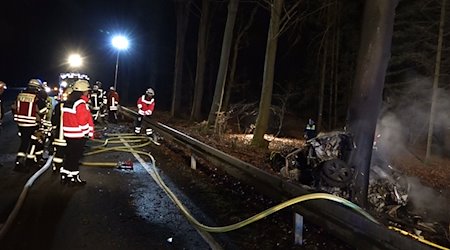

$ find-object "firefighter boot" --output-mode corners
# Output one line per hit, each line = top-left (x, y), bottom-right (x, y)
(68, 174), (87, 186)
(60, 168), (70, 184)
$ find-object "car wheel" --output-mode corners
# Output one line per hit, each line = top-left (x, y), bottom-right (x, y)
(320, 159), (354, 187)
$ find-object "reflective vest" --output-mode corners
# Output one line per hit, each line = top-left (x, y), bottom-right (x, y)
(62, 98), (94, 139)
(137, 95), (155, 116)
(107, 91), (120, 111)
(14, 91), (47, 127)
(90, 90), (103, 111)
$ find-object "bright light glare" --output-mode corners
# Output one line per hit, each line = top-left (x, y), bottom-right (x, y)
(60, 81), (68, 88)
(112, 35), (129, 50)
(68, 54), (83, 67)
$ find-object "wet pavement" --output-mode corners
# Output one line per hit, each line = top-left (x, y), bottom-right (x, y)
(0, 111), (352, 249)
(0, 112), (219, 249)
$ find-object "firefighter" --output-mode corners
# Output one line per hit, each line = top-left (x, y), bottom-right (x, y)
(89, 81), (103, 122)
(135, 88), (155, 137)
(12, 79), (48, 172)
(61, 80), (94, 185)
(33, 82), (52, 164)
(106, 86), (120, 123)
(0, 81), (6, 127)
(304, 118), (317, 140)
(50, 87), (73, 173)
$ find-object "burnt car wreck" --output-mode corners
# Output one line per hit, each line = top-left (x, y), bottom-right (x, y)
(275, 131), (354, 189)
(272, 131), (411, 204)
(270, 131), (450, 246)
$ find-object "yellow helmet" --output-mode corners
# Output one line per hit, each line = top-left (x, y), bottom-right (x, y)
(72, 80), (91, 92)
(28, 79), (42, 88)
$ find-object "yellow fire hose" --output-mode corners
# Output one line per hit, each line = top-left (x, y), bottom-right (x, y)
(84, 134), (450, 249)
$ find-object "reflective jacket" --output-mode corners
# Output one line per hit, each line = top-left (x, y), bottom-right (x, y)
(13, 88), (47, 127)
(107, 90), (120, 111)
(90, 89), (104, 111)
(137, 95), (155, 116)
(62, 96), (94, 139)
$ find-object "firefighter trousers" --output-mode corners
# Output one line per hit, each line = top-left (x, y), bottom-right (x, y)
(16, 126), (39, 166)
(134, 115), (153, 135)
(62, 138), (87, 172)
(108, 110), (118, 123)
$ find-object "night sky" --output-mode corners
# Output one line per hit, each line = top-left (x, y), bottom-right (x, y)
(0, 0), (175, 105)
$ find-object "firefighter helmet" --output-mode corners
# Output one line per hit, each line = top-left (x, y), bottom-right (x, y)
(28, 79), (42, 88)
(72, 80), (91, 92)
(95, 81), (102, 87)
(110, 86), (115, 91)
(146, 88), (155, 96)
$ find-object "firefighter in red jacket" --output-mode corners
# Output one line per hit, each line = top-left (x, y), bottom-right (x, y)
(135, 88), (155, 136)
(13, 79), (48, 172)
(106, 86), (120, 123)
(60, 80), (94, 185)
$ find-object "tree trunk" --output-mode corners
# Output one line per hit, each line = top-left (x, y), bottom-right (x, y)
(318, 35), (328, 131)
(191, 0), (210, 121)
(207, 0), (239, 126)
(425, 0), (446, 162)
(346, 0), (399, 207)
(171, 0), (191, 117)
(251, 0), (284, 148)
(223, 6), (258, 112)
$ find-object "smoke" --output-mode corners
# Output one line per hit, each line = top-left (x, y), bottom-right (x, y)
(378, 76), (450, 158)
(373, 75), (450, 221)
(406, 176), (450, 222)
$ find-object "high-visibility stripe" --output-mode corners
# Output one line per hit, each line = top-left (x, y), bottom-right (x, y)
(27, 101), (33, 116)
(52, 141), (67, 146)
(14, 114), (37, 120)
(63, 126), (82, 132)
(53, 157), (63, 163)
(64, 132), (86, 138)
(140, 96), (154, 104)
(16, 123), (39, 127)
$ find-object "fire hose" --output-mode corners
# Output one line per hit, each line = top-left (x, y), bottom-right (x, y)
(84, 134), (380, 229)
(84, 133), (450, 249)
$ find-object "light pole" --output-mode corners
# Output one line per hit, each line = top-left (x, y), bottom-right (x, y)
(112, 35), (129, 90)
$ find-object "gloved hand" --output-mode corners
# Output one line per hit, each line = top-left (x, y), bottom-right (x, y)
(145, 110), (152, 116)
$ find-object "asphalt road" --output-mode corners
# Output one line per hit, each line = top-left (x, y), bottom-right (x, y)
(0, 111), (354, 250)
(0, 112), (225, 249)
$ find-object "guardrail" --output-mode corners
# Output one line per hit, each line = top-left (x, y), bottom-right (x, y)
(119, 106), (433, 250)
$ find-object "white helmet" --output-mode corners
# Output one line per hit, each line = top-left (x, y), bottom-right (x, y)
(72, 80), (91, 92)
(146, 88), (155, 96)
(28, 79), (42, 88)
(110, 86), (115, 91)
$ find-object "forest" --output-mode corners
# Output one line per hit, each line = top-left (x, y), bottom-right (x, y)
(159, 0), (449, 207)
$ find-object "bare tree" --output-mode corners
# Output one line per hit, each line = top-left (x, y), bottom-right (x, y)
(207, 0), (240, 127)
(346, 0), (399, 207)
(223, 5), (258, 111)
(171, 0), (191, 117)
(191, 0), (211, 121)
(425, 0), (446, 162)
(251, 0), (284, 148)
